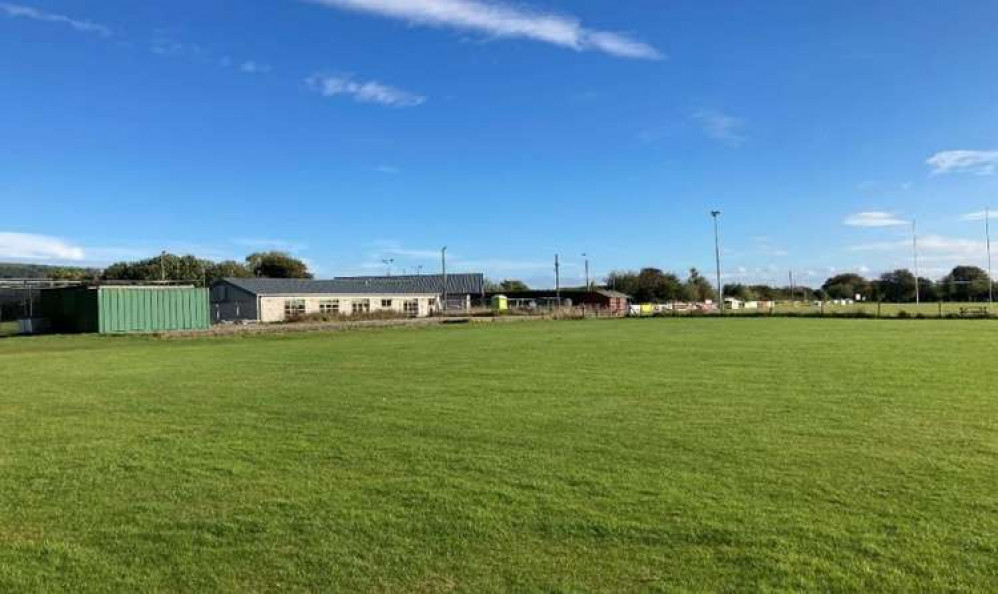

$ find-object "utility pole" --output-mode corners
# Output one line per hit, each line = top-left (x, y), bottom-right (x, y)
(582, 253), (590, 291)
(987, 207), (993, 305)
(555, 254), (561, 304)
(416, 265), (423, 276)
(441, 247), (447, 312)
(711, 211), (723, 312)
(912, 220), (920, 305)
(160, 250), (167, 282)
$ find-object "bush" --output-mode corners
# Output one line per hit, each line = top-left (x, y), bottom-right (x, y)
(286, 310), (412, 324)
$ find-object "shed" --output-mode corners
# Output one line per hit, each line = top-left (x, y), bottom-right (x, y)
(42, 285), (210, 334)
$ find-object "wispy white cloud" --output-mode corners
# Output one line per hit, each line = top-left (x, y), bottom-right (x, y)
(850, 235), (985, 260)
(0, 2), (111, 37)
(927, 150), (998, 176)
(961, 210), (998, 221)
(308, 0), (662, 60)
(693, 109), (745, 146)
(0, 232), (85, 261)
(306, 74), (426, 107)
(239, 60), (271, 74)
(150, 35), (201, 57)
(751, 236), (789, 257)
(843, 211), (909, 228)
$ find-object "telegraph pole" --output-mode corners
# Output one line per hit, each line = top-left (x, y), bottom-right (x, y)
(555, 254), (561, 304)
(582, 253), (590, 291)
(987, 207), (993, 304)
(441, 247), (447, 312)
(912, 220), (920, 305)
(160, 250), (167, 282)
(711, 211), (723, 312)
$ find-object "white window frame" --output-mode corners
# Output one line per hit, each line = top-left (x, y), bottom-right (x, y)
(319, 299), (339, 315)
(284, 298), (306, 319)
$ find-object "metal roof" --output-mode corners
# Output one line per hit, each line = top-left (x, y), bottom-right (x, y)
(218, 273), (484, 296)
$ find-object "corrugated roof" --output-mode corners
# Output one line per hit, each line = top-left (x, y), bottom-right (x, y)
(219, 273), (484, 296)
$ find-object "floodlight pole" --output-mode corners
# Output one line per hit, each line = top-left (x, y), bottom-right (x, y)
(912, 220), (920, 305)
(987, 207), (993, 304)
(582, 253), (590, 291)
(711, 211), (723, 312)
(382, 258), (394, 276)
(555, 254), (561, 303)
(441, 247), (447, 312)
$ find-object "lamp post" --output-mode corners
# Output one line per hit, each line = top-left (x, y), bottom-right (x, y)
(555, 254), (561, 304)
(441, 247), (448, 312)
(912, 220), (920, 305)
(987, 207), (993, 304)
(711, 211), (723, 312)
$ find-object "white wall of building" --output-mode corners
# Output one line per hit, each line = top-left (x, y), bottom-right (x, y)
(258, 294), (438, 323)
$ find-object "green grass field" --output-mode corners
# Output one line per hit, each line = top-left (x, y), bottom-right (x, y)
(762, 302), (992, 318)
(2, 319), (996, 592)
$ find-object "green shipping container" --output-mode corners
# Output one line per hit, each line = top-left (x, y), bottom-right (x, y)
(42, 286), (210, 334)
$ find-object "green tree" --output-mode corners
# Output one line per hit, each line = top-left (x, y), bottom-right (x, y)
(874, 269), (917, 302)
(684, 268), (717, 302)
(485, 279), (530, 292)
(205, 260), (253, 283)
(940, 266), (990, 302)
(822, 273), (872, 300)
(605, 270), (639, 296)
(723, 283), (758, 301)
(246, 252), (312, 279)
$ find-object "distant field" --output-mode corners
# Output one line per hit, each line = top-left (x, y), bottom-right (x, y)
(722, 302), (993, 317)
(1, 319), (996, 591)
(0, 321), (18, 336)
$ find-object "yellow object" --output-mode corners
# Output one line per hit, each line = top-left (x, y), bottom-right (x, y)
(640, 303), (654, 316)
(491, 294), (509, 312)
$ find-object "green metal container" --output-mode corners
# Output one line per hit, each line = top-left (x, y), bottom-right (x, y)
(42, 286), (210, 334)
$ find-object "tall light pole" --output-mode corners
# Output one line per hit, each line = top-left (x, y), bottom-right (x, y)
(441, 247), (447, 311)
(382, 258), (394, 276)
(711, 211), (723, 312)
(555, 254), (561, 304)
(912, 220), (920, 305)
(986, 207), (993, 304)
(582, 253), (590, 291)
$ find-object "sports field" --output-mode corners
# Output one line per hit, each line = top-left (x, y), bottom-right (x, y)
(1, 319), (996, 592)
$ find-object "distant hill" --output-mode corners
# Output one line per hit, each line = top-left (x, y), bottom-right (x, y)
(0, 262), (101, 280)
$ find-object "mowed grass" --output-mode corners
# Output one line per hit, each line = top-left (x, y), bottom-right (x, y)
(724, 302), (992, 318)
(1, 319), (996, 592)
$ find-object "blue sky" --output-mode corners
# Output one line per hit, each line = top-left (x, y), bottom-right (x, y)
(2, 0), (997, 287)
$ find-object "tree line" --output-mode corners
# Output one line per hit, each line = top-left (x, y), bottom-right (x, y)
(821, 266), (992, 303)
(100, 251), (312, 286)
(600, 265), (993, 304)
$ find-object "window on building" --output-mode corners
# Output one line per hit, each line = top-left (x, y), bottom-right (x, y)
(320, 299), (339, 315)
(284, 299), (306, 319)
(381, 299), (393, 308)
(351, 299), (370, 314)
(403, 299), (419, 316)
